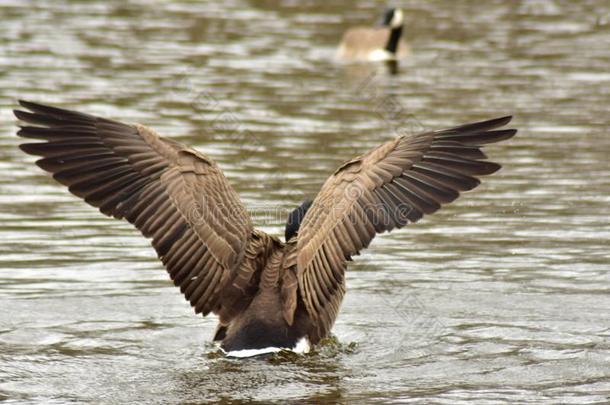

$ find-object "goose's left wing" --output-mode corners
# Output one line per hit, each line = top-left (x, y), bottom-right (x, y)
(15, 100), (253, 317)
(296, 116), (516, 337)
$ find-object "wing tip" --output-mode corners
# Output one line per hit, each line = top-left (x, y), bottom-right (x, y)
(445, 114), (516, 136)
(18, 99), (39, 111)
(13, 109), (29, 121)
(496, 128), (518, 142)
(496, 115), (513, 126)
(485, 161), (502, 175)
(15, 99), (95, 123)
(18, 142), (38, 154)
(476, 128), (517, 145)
(480, 115), (513, 130)
(14, 99), (41, 123)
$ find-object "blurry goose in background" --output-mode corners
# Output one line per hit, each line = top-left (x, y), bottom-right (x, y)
(15, 100), (515, 357)
(337, 7), (409, 62)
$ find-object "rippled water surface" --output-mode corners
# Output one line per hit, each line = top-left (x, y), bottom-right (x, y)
(1, 1), (609, 403)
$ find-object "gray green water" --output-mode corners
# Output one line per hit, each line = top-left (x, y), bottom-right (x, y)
(0, 1), (609, 403)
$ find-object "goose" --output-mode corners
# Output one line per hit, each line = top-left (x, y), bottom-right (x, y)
(337, 7), (409, 62)
(14, 100), (516, 357)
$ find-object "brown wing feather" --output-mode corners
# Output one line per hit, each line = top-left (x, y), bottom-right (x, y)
(296, 116), (516, 337)
(15, 100), (253, 317)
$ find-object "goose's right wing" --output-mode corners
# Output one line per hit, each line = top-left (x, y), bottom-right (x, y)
(15, 100), (253, 316)
(296, 116), (516, 337)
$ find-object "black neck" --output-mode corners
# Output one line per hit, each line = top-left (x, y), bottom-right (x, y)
(385, 26), (403, 54)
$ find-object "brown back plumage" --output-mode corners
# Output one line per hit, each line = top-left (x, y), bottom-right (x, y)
(15, 100), (515, 352)
(337, 27), (409, 61)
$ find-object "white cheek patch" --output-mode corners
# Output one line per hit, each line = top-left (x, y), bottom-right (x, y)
(392, 9), (404, 28)
(222, 336), (311, 358)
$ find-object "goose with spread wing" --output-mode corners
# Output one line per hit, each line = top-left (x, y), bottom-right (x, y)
(15, 100), (515, 356)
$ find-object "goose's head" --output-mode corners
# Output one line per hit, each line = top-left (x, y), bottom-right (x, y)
(381, 7), (404, 29)
(284, 200), (313, 242)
